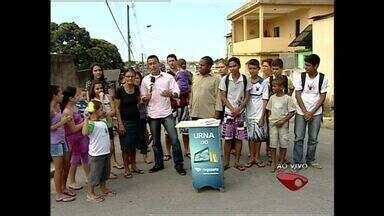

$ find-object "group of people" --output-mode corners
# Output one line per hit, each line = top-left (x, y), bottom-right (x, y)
(216, 55), (327, 173)
(50, 53), (327, 203)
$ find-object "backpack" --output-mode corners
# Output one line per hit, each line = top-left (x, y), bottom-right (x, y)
(300, 72), (324, 93)
(224, 73), (247, 99)
(223, 73), (248, 113)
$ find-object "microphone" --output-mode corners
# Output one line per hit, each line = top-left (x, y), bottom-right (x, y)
(150, 76), (155, 93)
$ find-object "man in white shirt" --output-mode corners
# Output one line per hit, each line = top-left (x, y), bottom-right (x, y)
(219, 57), (251, 171)
(293, 54), (328, 170)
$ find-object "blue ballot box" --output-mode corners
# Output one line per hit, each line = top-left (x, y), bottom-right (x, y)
(176, 119), (224, 192)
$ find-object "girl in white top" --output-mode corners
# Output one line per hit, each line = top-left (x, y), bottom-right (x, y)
(82, 99), (115, 202)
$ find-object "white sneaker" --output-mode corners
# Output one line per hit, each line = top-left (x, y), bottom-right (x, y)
(309, 162), (323, 169)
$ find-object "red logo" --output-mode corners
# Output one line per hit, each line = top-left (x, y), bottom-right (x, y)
(276, 172), (308, 191)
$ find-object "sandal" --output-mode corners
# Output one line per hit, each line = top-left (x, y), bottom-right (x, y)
(255, 160), (266, 167)
(102, 190), (116, 197)
(62, 188), (76, 196)
(113, 164), (124, 169)
(55, 194), (75, 202)
(163, 154), (172, 161)
(184, 153), (191, 158)
(234, 164), (246, 171)
(86, 194), (104, 203)
(224, 165), (230, 171)
(132, 169), (144, 174)
(124, 172), (133, 179)
(68, 184), (83, 190)
(245, 160), (256, 168)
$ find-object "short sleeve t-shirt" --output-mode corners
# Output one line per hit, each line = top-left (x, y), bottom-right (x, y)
(246, 77), (269, 120)
(115, 86), (139, 121)
(266, 94), (296, 123)
(87, 120), (111, 156)
(219, 74), (252, 114)
(293, 72), (328, 116)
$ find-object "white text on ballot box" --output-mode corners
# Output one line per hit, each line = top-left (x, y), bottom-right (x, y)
(176, 119), (224, 192)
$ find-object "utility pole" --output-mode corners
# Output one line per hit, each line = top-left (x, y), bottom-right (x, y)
(141, 53), (144, 64)
(127, 4), (131, 66)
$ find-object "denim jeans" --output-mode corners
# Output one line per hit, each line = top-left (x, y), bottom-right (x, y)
(148, 114), (184, 169)
(293, 114), (322, 165)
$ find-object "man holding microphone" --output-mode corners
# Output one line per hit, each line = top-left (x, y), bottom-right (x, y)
(140, 55), (187, 175)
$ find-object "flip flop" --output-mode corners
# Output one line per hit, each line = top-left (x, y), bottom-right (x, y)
(234, 164), (246, 171)
(245, 161), (256, 168)
(55, 195), (75, 202)
(132, 169), (144, 174)
(68, 185), (83, 190)
(124, 172), (133, 179)
(224, 165), (230, 171)
(86, 195), (104, 203)
(113, 164), (124, 169)
(255, 160), (266, 167)
(102, 190), (116, 197)
(163, 155), (172, 161)
(184, 153), (191, 158)
(63, 189), (76, 196)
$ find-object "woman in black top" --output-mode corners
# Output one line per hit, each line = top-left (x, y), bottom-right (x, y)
(115, 68), (143, 178)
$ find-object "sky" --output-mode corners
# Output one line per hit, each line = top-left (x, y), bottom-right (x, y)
(50, 0), (247, 62)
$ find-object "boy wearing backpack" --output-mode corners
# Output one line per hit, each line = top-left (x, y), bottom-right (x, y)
(293, 54), (327, 170)
(219, 57), (252, 171)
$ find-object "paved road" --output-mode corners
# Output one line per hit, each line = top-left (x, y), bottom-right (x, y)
(51, 124), (334, 216)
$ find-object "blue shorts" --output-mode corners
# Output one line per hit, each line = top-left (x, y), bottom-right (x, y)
(51, 141), (69, 157)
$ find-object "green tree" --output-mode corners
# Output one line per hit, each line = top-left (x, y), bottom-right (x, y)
(88, 39), (124, 70)
(51, 22), (123, 70)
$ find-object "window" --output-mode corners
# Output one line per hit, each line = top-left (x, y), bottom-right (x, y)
(296, 19), (300, 37)
(274, 27), (280, 37)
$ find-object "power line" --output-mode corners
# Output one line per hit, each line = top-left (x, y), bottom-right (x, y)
(105, 0), (129, 48)
(131, 2), (145, 53)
